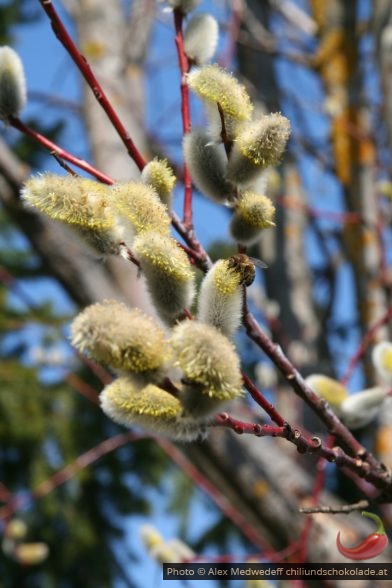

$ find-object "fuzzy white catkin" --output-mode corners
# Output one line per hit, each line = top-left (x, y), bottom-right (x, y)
(0, 46), (26, 119)
(198, 259), (243, 338)
(340, 387), (390, 429)
(183, 130), (233, 203)
(184, 13), (219, 65)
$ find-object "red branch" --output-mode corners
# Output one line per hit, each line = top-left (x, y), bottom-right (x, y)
(37, 0), (146, 171)
(214, 412), (287, 436)
(173, 8), (193, 229)
(9, 116), (114, 184)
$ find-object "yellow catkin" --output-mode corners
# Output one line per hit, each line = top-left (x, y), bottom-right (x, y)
(111, 181), (171, 235)
(134, 233), (195, 323)
(171, 320), (243, 400)
(305, 374), (348, 410)
(141, 159), (176, 206)
(187, 64), (253, 121)
(71, 300), (169, 378)
(230, 191), (275, 245)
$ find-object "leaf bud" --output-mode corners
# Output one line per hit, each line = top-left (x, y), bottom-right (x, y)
(171, 320), (243, 416)
(22, 173), (123, 254)
(184, 13), (219, 65)
(198, 258), (243, 338)
(71, 300), (169, 381)
(0, 46), (26, 119)
(227, 113), (291, 186)
(111, 181), (171, 236)
(305, 374), (348, 411)
(229, 191), (275, 245)
(340, 387), (390, 429)
(134, 232), (195, 324)
(141, 158), (176, 207)
(100, 377), (205, 441)
(183, 129), (233, 203)
(372, 341), (392, 384)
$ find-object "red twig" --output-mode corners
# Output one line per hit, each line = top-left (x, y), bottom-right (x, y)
(279, 196), (362, 224)
(341, 307), (392, 386)
(173, 8), (193, 229)
(214, 412), (287, 436)
(9, 116), (114, 184)
(37, 0), (146, 171)
(242, 373), (286, 427)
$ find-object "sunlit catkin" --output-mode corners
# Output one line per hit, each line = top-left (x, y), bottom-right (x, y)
(141, 158), (176, 207)
(183, 130), (233, 203)
(0, 46), (26, 119)
(22, 173), (123, 254)
(100, 378), (205, 441)
(187, 64), (253, 140)
(184, 13), (219, 65)
(198, 259), (244, 338)
(227, 113), (291, 186)
(71, 300), (169, 381)
(171, 320), (243, 416)
(230, 191), (275, 245)
(111, 181), (171, 236)
(134, 232), (195, 324)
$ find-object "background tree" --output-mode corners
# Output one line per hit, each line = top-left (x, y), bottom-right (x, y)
(1, 1), (392, 587)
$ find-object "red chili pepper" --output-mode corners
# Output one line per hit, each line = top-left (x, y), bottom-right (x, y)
(336, 511), (389, 560)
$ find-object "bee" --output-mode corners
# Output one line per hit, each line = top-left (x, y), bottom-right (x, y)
(226, 253), (267, 287)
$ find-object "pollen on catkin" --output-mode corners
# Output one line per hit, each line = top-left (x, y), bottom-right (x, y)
(141, 159), (176, 207)
(0, 46), (26, 119)
(134, 232), (195, 324)
(198, 259), (243, 338)
(227, 113), (291, 186)
(111, 181), (171, 236)
(22, 173), (122, 254)
(171, 320), (243, 416)
(100, 378), (206, 441)
(184, 13), (219, 65)
(230, 191), (275, 245)
(71, 300), (169, 380)
(183, 130), (233, 203)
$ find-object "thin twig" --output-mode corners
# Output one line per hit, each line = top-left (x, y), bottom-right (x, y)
(38, 0), (146, 171)
(300, 499), (372, 515)
(173, 8), (193, 229)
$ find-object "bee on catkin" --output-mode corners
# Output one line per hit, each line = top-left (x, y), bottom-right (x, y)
(71, 300), (170, 382)
(229, 191), (275, 245)
(0, 46), (26, 119)
(133, 232), (195, 324)
(171, 320), (243, 417)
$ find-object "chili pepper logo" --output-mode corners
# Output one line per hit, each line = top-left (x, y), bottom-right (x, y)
(336, 511), (388, 560)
